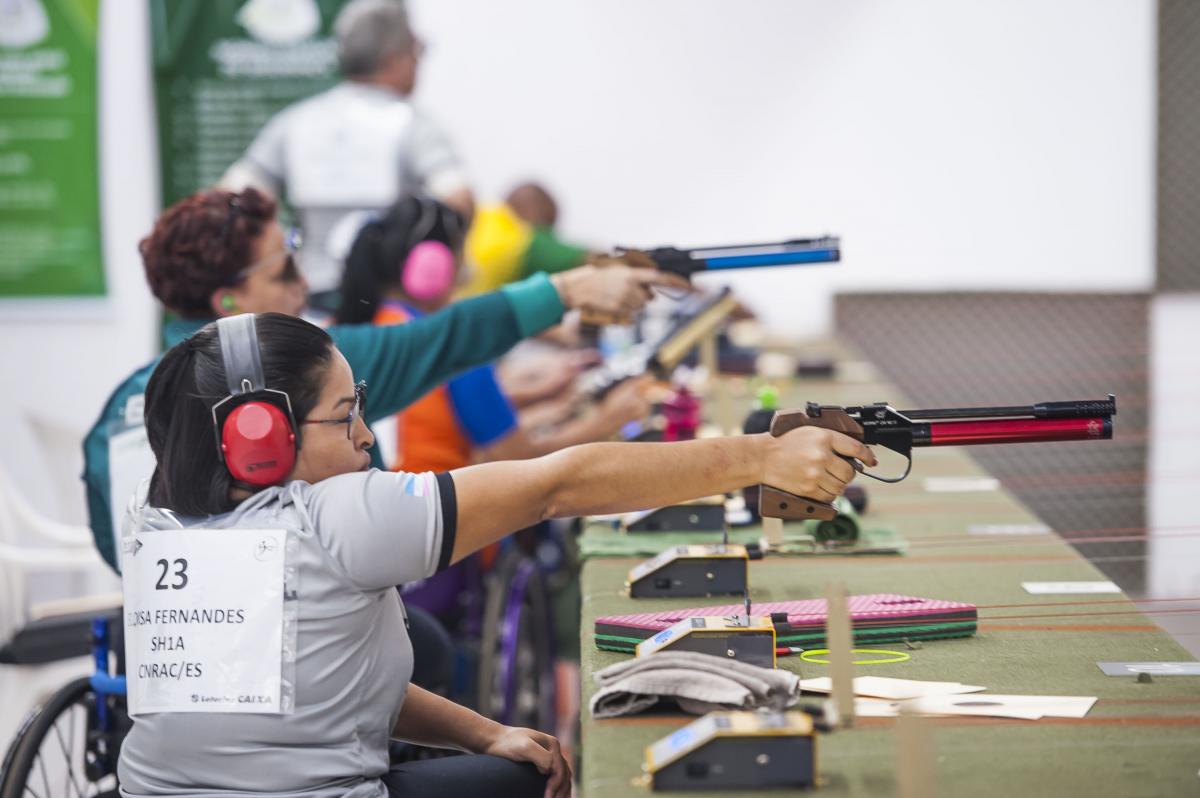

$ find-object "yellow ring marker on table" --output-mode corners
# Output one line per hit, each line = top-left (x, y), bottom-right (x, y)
(799, 648), (911, 665)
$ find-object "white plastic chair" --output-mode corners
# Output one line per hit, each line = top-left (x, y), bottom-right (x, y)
(25, 411), (89, 525)
(0, 461), (118, 645)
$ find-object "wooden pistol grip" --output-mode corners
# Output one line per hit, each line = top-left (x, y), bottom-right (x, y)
(769, 407), (864, 440)
(758, 486), (838, 521)
(759, 407), (862, 521)
(579, 308), (634, 326)
(578, 249), (662, 327)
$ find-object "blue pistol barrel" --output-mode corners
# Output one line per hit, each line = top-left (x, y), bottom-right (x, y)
(689, 236), (840, 270)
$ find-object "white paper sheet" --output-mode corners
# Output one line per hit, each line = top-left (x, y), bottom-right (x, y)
(1022, 581), (1120, 594)
(1097, 661), (1200, 677)
(923, 477), (1000, 493)
(854, 698), (900, 717)
(905, 694), (1097, 720)
(968, 523), (1051, 536)
(800, 676), (987, 701)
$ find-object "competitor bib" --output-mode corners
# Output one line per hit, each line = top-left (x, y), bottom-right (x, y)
(122, 527), (295, 715)
(107, 421), (155, 571)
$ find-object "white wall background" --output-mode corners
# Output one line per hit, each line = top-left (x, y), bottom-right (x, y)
(1147, 294), (1200, 599)
(410, 0), (1156, 335)
(0, 0), (1156, 520)
(0, 1), (159, 522)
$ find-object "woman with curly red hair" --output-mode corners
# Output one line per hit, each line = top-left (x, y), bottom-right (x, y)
(138, 188), (308, 320)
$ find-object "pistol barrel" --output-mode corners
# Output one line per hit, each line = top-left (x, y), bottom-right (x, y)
(901, 395), (1115, 421)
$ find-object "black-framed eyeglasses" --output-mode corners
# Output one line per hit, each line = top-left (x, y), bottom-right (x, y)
(300, 381), (366, 440)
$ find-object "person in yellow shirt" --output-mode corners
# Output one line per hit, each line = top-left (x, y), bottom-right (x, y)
(463, 183), (592, 295)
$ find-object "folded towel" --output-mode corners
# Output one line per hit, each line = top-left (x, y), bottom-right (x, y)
(590, 651), (800, 718)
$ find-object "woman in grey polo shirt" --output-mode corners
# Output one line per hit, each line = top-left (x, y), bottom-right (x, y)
(118, 313), (873, 798)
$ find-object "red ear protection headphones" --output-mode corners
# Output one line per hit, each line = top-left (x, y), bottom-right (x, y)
(398, 197), (464, 303)
(211, 314), (298, 486)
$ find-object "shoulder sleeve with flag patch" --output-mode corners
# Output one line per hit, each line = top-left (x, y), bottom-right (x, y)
(304, 470), (457, 591)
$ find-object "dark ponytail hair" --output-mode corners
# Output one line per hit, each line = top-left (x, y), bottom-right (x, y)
(144, 313), (334, 516)
(336, 195), (466, 325)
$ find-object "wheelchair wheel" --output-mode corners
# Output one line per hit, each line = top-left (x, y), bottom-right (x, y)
(476, 554), (556, 732)
(0, 677), (124, 798)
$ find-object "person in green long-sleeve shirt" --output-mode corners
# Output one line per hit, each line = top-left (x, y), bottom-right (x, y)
(84, 187), (682, 571)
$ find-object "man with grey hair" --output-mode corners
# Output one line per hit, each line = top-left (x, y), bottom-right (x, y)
(335, 0), (416, 78)
(221, 0), (474, 311)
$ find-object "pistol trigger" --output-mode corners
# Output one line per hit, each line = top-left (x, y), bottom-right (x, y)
(858, 452), (913, 485)
(838, 454), (865, 474)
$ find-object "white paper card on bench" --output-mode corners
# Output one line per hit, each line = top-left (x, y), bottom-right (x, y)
(800, 677), (987, 701)
(1022, 581), (1121, 594)
(923, 477), (1000, 493)
(968, 523), (1051, 536)
(1097, 662), (1200, 677)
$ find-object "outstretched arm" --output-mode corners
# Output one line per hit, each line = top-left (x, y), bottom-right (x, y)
(477, 377), (651, 462)
(448, 427), (876, 565)
(340, 267), (686, 424)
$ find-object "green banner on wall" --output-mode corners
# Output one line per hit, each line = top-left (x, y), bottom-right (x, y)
(151, 0), (352, 208)
(0, 0), (103, 298)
